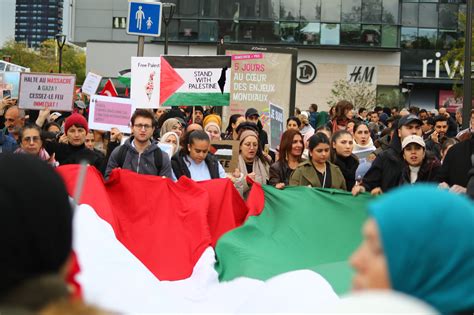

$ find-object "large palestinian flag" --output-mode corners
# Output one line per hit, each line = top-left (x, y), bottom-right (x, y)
(160, 56), (231, 107)
(58, 165), (370, 313)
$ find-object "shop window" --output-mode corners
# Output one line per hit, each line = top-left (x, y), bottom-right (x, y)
(381, 25), (398, 47)
(321, 23), (340, 45)
(239, 21), (259, 42)
(382, 0), (399, 24)
(301, 0), (321, 22)
(401, 3), (418, 26)
(342, 0), (361, 23)
(218, 20), (238, 42)
(415, 28), (437, 49)
(418, 3), (438, 28)
(219, 0), (259, 19)
(300, 22), (320, 44)
(321, 0), (341, 23)
(362, 24), (381, 46)
(279, 21), (300, 43)
(341, 23), (361, 45)
(199, 20), (218, 41)
(401, 27), (417, 48)
(256, 21), (280, 43)
(437, 30), (458, 49)
(362, 0), (382, 23)
(280, 0), (300, 21)
(179, 20), (198, 40)
(439, 4), (458, 29)
(199, 0), (219, 18)
(178, 0), (198, 17)
(260, 0), (280, 20)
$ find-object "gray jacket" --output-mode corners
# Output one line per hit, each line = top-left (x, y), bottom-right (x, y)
(105, 138), (172, 179)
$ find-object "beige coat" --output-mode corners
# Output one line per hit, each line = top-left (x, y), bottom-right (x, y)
(289, 160), (347, 190)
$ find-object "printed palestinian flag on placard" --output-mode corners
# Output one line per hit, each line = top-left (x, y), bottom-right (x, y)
(58, 165), (370, 313)
(160, 55), (231, 107)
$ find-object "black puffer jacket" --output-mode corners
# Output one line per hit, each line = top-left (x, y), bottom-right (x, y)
(439, 137), (474, 187)
(334, 154), (359, 191)
(362, 133), (403, 193)
(45, 142), (105, 174)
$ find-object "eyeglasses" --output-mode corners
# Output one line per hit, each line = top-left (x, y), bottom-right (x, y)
(242, 142), (258, 148)
(22, 136), (41, 143)
(134, 124), (152, 130)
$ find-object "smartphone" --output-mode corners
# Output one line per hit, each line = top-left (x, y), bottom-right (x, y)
(2, 90), (11, 98)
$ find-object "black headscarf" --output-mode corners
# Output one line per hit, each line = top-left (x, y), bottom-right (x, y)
(0, 154), (72, 298)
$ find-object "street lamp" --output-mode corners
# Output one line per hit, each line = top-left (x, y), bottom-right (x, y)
(162, 3), (176, 55)
(55, 34), (66, 73)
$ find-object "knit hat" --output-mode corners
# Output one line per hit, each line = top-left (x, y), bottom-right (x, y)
(239, 129), (259, 143)
(65, 113), (88, 134)
(203, 114), (222, 129)
(204, 122), (221, 134)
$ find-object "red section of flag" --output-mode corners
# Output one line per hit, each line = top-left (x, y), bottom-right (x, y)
(160, 57), (185, 105)
(57, 166), (249, 281)
(245, 179), (266, 219)
(100, 79), (118, 97)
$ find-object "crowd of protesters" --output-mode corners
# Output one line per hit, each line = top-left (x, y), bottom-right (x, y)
(0, 93), (473, 314)
(1, 95), (474, 199)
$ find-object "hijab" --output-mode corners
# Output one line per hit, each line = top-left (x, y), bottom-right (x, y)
(160, 118), (181, 138)
(369, 184), (474, 314)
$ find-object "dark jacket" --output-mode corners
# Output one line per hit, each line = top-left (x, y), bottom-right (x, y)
(289, 160), (347, 190)
(45, 141), (105, 174)
(171, 151), (221, 180)
(105, 137), (172, 179)
(439, 137), (474, 187)
(333, 154), (359, 191)
(0, 130), (18, 153)
(362, 133), (404, 193)
(269, 160), (295, 186)
(425, 138), (442, 160)
(399, 154), (442, 185)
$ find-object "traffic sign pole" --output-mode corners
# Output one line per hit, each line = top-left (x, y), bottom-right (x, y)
(137, 35), (145, 57)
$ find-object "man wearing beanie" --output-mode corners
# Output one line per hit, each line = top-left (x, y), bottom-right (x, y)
(44, 113), (105, 174)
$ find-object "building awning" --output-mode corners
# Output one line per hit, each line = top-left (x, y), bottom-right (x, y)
(401, 76), (463, 85)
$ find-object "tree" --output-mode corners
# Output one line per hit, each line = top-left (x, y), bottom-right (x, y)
(327, 79), (376, 110)
(0, 39), (86, 84)
(376, 88), (406, 109)
(442, 12), (474, 97)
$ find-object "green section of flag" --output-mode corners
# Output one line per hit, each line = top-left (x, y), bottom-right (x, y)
(215, 186), (371, 295)
(117, 76), (131, 87)
(163, 93), (230, 107)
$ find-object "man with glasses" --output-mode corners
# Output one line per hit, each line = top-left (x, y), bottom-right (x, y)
(105, 109), (172, 179)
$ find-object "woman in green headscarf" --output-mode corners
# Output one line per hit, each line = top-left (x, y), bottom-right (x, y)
(350, 185), (474, 314)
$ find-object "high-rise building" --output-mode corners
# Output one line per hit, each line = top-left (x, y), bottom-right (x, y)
(15, 0), (64, 47)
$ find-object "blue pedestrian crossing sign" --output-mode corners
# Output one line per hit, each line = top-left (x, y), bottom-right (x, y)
(127, 1), (162, 37)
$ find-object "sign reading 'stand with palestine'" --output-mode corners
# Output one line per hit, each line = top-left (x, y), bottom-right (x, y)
(160, 55), (231, 107)
(18, 73), (76, 111)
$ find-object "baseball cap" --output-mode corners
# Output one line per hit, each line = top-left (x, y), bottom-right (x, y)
(398, 114), (422, 128)
(245, 108), (259, 118)
(402, 135), (425, 150)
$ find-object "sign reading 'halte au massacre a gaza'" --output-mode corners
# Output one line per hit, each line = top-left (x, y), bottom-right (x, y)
(18, 73), (76, 111)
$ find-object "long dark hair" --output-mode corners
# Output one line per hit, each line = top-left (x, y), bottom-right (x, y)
(225, 114), (243, 135)
(330, 130), (353, 163)
(279, 129), (303, 164)
(308, 133), (330, 158)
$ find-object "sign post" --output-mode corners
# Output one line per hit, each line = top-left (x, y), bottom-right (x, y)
(127, 1), (163, 57)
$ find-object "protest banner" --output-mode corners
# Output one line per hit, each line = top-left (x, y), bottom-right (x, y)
(0, 72), (20, 98)
(81, 72), (102, 96)
(160, 55), (231, 107)
(18, 73), (76, 111)
(220, 45), (297, 135)
(210, 140), (239, 172)
(131, 57), (161, 109)
(88, 95), (133, 133)
(269, 103), (284, 151)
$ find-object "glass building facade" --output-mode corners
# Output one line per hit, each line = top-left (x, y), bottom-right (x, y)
(15, 0), (64, 48)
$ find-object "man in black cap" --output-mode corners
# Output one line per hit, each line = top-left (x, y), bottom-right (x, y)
(353, 114), (423, 195)
(245, 107), (268, 149)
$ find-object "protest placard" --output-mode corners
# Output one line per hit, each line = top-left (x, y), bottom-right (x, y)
(18, 73), (76, 111)
(269, 103), (284, 151)
(131, 57), (161, 109)
(0, 72), (20, 98)
(88, 95), (133, 133)
(160, 55), (231, 106)
(81, 72), (102, 96)
(210, 140), (239, 173)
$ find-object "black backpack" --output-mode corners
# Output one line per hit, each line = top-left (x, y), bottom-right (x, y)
(115, 145), (163, 175)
